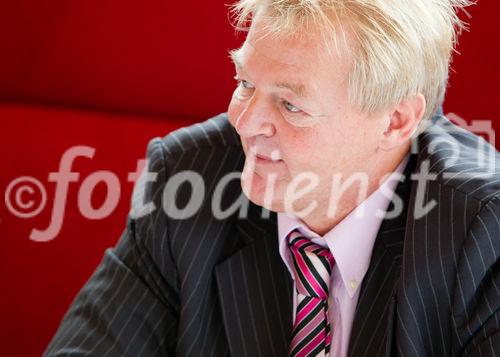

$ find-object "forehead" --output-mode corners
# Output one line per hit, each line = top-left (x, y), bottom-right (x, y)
(234, 27), (323, 70)
(231, 18), (351, 90)
(231, 33), (325, 98)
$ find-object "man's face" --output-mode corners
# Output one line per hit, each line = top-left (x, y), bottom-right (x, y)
(227, 18), (389, 216)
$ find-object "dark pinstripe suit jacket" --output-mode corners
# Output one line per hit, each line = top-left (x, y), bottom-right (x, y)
(46, 113), (500, 357)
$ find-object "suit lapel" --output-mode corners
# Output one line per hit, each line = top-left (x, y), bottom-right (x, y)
(215, 202), (293, 357)
(348, 154), (418, 357)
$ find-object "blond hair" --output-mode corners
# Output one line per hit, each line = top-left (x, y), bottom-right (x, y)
(229, 0), (473, 122)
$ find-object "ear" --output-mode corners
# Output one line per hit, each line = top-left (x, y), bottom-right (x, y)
(379, 94), (426, 151)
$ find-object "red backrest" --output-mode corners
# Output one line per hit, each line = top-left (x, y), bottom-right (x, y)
(0, 0), (241, 118)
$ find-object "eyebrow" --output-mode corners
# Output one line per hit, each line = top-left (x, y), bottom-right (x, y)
(229, 48), (309, 99)
(275, 81), (308, 98)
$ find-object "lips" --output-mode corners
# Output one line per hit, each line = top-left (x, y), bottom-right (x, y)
(242, 142), (283, 163)
(256, 153), (282, 162)
(246, 150), (287, 178)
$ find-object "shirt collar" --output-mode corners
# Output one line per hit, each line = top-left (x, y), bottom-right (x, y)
(278, 154), (409, 298)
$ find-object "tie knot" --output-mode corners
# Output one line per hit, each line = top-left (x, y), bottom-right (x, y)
(288, 230), (335, 299)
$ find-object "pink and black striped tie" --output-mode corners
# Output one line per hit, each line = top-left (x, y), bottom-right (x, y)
(288, 230), (335, 357)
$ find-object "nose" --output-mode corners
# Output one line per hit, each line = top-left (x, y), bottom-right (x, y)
(232, 94), (276, 138)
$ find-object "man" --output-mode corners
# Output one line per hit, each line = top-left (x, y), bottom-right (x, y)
(46, 0), (500, 356)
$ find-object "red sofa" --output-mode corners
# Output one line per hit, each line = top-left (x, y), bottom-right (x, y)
(0, 1), (498, 356)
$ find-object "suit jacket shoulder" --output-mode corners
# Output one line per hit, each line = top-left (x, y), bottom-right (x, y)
(162, 112), (241, 154)
(416, 115), (500, 203)
(395, 115), (500, 356)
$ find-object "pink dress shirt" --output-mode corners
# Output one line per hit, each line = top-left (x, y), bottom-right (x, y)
(277, 155), (409, 357)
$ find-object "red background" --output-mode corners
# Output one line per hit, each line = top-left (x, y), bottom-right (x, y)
(0, 1), (498, 356)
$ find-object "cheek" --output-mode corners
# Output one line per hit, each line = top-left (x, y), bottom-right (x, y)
(281, 133), (317, 170)
(286, 129), (345, 173)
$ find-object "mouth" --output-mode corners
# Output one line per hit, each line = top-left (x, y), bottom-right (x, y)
(242, 143), (284, 167)
(242, 148), (287, 180)
(255, 153), (283, 164)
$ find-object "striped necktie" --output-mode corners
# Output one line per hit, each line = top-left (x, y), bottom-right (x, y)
(288, 230), (335, 357)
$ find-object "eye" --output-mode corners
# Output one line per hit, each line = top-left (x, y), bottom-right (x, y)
(234, 76), (254, 90)
(239, 79), (253, 89)
(283, 100), (302, 113)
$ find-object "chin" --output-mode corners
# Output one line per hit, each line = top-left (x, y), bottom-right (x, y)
(240, 171), (286, 212)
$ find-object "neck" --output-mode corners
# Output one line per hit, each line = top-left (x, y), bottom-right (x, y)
(302, 144), (410, 236)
